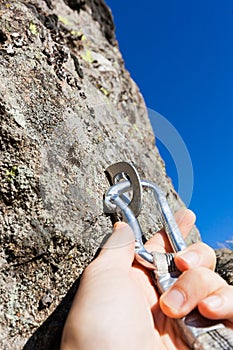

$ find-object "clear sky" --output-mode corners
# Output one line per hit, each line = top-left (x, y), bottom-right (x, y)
(105, 0), (233, 248)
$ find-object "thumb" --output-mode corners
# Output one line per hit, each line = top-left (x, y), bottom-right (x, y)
(98, 222), (135, 268)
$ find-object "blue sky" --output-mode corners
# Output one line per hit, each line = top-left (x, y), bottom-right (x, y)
(106, 0), (233, 248)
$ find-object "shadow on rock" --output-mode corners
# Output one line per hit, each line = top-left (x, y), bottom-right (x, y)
(23, 277), (81, 350)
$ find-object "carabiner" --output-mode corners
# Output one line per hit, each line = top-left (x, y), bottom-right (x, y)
(104, 162), (187, 265)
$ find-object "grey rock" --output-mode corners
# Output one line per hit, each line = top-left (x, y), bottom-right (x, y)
(216, 249), (233, 285)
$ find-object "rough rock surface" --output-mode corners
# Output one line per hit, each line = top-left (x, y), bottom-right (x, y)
(0, 0), (231, 349)
(216, 249), (233, 285)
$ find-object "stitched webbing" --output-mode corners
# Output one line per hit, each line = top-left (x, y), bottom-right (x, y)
(193, 327), (233, 349)
(152, 251), (180, 276)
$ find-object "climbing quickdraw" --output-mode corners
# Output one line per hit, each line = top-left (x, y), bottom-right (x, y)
(104, 161), (233, 350)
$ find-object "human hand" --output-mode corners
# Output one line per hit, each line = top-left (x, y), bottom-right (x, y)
(61, 208), (233, 350)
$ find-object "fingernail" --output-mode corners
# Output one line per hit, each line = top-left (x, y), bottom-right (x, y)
(103, 222), (134, 249)
(202, 295), (223, 309)
(113, 222), (128, 230)
(177, 251), (200, 267)
(162, 289), (185, 311)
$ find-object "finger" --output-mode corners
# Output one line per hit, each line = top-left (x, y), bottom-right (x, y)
(160, 267), (227, 318)
(145, 208), (196, 253)
(175, 242), (216, 271)
(97, 222), (135, 268)
(198, 285), (233, 322)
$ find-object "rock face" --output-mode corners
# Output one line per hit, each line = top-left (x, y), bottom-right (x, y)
(0, 1), (231, 349)
(216, 249), (233, 285)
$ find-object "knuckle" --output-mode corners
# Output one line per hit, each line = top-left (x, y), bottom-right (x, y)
(181, 266), (212, 290)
